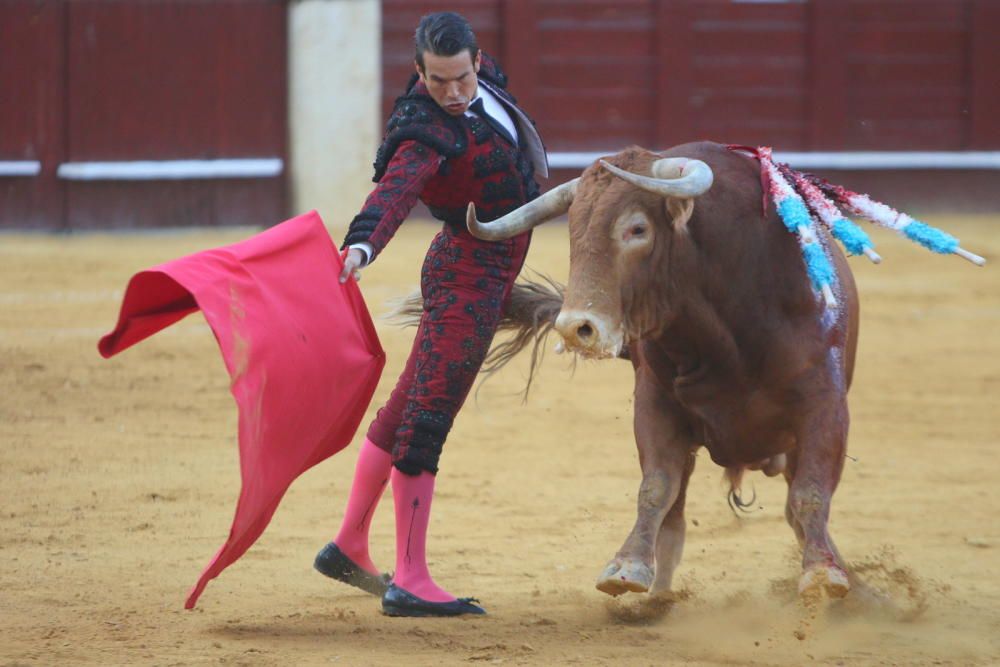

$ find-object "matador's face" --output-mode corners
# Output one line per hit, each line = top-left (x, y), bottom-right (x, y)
(416, 49), (481, 116)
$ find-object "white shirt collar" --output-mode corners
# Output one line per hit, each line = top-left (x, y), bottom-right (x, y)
(465, 80), (519, 144)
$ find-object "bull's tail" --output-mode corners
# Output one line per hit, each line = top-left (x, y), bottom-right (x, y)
(724, 466), (758, 514)
(482, 273), (565, 393)
(383, 289), (425, 328)
(384, 272), (566, 397)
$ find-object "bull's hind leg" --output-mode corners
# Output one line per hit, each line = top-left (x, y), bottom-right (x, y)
(596, 366), (696, 596)
(782, 450), (806, 547)
(786, 398), (851, 599)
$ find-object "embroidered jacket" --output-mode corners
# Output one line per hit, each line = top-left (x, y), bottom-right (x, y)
(342, 53), (543, 261)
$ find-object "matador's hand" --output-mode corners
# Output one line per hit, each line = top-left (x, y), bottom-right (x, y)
(339, 248), (364, 284)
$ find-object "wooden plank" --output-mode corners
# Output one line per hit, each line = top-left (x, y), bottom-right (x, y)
(538, 58), (651, 89)
(846, 0), (964, 26)
(692, 29), (805, 58)
(694, 121), (809, 152)
(693, 3), (807, 24)
(535, 90), (652, 125)
(382, 0), (499, 31)
(848, 88), (966, 119)
(537, 127), (652, 153)
(66, 179), (285, 230)
(969, 0), (1000, 148)
(807, 0), (849, 150)
(654, 0), (694, 147)
(697, 95), (807, 126)
(838, 0), (968, 152)
(65, 0), (287, 228)
(500, 0), (539, 111)
(692, 60), (806, 89)
(377, 0), (994, 162)
(530, 0), (654, 149)
(0, 0), (65, 230)
(844, 120), (964, 150)
(849, 28), (965, 56)
(536, 0), (650, 25)
(538, 29), (652, 58)
(68, 1), (286, 161)
(846, 60), (965, 86)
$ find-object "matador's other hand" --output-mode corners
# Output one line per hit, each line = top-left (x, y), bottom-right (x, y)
(339, 248), (364, 284)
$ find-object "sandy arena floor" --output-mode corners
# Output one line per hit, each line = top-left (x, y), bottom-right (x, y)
(2, 215), (999, 666)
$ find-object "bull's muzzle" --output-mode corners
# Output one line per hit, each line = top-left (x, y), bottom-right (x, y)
(554, 309), (624, 359)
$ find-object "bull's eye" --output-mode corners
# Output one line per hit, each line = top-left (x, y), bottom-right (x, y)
(623, 222), (649, 243)
(614, 211), (653, 250)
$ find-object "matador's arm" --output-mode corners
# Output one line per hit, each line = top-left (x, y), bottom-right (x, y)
(342, 140), (444, 264)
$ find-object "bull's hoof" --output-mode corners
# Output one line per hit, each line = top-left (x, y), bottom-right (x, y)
(595, 558), (654, 597)
(798, 565), (850, 599)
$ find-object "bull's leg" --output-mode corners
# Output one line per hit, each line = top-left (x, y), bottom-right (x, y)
(782, 450), (806, 547)
(649, 451), (696, 595)
(786, 398), (851, 599)
(596, 366), (696, 596)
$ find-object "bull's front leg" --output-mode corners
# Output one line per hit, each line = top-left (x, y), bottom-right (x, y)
(649, 449), (696, 595)
(596, 366), (696, 596)
(786, 395), (851, 599)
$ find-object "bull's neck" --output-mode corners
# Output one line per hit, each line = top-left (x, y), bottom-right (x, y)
(656, 214), (789, 391)
(658, 299), (752, 394)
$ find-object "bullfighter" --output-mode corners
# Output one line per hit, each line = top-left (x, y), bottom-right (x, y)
(313, 11), (548, 617)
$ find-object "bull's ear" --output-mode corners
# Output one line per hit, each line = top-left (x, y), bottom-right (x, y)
(666, 197), (695, 233)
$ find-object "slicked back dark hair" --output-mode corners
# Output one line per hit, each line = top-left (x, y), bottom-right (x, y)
(414, 12), (479, 71)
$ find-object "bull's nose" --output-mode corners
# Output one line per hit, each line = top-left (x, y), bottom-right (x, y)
(555, 311), (602, 350)
(556, 313), (594, 342)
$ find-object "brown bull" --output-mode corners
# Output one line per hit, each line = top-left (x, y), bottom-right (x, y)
(467, 141), (859, 600)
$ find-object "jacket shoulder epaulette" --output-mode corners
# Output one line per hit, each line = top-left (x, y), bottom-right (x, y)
(372, 93), (467, 182)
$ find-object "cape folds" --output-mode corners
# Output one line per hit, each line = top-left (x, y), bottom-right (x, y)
(98, 211), (385, 608)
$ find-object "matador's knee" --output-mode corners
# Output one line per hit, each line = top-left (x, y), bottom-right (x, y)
(392, 409), (453, 475)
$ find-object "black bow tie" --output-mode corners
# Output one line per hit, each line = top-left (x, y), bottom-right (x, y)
(469, 97), (516, 147)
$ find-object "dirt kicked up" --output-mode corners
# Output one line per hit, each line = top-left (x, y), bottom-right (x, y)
(2, 216), (999, 666)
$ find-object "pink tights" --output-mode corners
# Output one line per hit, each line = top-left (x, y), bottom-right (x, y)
(333, 438), (455, 602)
(332, 438), (391, 576)
(389, 467), (455, 602)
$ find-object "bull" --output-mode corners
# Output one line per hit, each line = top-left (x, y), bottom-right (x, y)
(467, 141), (859, 600)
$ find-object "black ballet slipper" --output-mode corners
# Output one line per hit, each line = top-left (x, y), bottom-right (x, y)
(381, 583), (486, 617)
(313, 542), (391, 596)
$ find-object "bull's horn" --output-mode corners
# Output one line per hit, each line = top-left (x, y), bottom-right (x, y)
(600, 157), (713, 198)
(467, 178), (579, 240)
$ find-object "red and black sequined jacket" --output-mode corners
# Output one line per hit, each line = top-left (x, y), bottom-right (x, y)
(341, 53), (542, 261)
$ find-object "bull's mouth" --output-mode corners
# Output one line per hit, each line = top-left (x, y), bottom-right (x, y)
(560, 339), (625, 360)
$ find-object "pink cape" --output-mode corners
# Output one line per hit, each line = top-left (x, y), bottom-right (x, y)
(98, 211), (385, 609)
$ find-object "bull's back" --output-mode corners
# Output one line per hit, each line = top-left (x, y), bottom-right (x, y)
(659, 141), (859, 388)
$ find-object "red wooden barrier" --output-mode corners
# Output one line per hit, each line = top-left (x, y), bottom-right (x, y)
(0, 1), (65, 230)
(64, 0), (287, 229)
(381, 0), (999, 153)
(1, 0), (287, 230)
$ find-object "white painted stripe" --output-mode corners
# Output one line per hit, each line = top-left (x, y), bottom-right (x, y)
(547, 151), (1000, 170)
(777, 152), (1000, 170)
(56, 158), (283, 181)
(0, 161), (42, 177)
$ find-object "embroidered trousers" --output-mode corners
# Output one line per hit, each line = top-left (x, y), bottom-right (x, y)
(366, 223), (531, 475)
